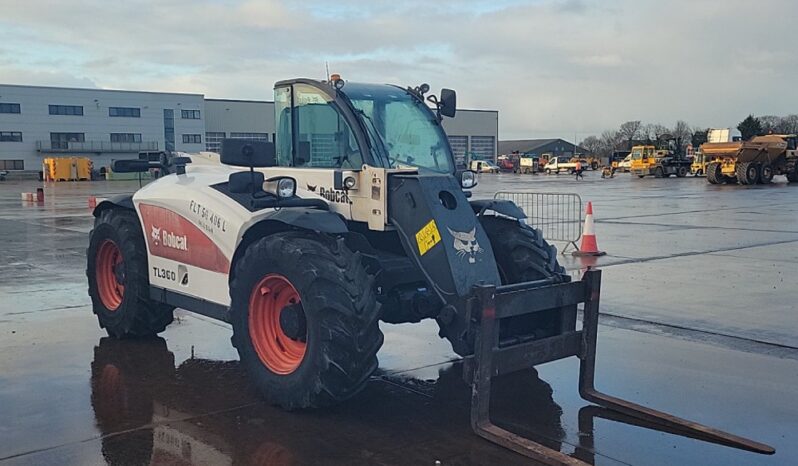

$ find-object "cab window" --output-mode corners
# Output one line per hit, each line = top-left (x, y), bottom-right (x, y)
(295, 84), (361, 168)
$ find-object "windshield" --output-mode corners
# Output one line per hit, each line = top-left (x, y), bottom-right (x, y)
(342, 83), (454, 173)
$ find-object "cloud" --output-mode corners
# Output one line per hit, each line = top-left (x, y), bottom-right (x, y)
(0, 67), (98, 89)
(0, 0), (796, 138)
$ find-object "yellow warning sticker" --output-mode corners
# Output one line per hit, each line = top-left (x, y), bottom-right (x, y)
(415, 219), (441, 256)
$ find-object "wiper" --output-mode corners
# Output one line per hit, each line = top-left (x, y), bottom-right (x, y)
(356, 109), (391, 165)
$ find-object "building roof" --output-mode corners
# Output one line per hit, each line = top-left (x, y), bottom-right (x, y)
(205, 98), (274, 104)
(0, 82), (203, 97)
(498, 138), (567, 154)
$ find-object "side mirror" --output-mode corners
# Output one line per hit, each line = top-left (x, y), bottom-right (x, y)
(460, 170), (478, 189)
(439, 88), (456, 118)
(220, 139), (276, 167)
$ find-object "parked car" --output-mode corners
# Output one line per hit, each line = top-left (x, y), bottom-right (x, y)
(497, 156), (515, 171)
(470, 160), (500, 173)
(543, 156), (578, 174)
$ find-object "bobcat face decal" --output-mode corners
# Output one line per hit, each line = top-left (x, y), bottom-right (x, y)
(306, 183), (317, 192)
(447, 227), (483, 264)
(151, 225), (161, 245)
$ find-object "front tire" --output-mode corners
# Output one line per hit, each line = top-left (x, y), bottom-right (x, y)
(230, 232), (383, 409)
(480, 216), (567, 343)
(760, 164), (774, 184)
(87, 208), (174, 338)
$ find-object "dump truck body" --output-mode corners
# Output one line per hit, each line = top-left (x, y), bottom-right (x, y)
(703, 135), (798, 184)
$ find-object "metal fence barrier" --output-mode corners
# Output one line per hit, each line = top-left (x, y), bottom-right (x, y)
(494, 191), (583, 254)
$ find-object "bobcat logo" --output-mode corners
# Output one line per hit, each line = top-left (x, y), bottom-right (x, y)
(447, 227), (483, 264)
(151, 226), (161, 245)
(306, 183), (317, 192)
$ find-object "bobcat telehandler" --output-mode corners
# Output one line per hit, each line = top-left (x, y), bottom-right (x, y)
(86, 77), (773, 464)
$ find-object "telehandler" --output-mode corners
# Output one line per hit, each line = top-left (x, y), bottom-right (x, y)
(86, 76), (773, 464)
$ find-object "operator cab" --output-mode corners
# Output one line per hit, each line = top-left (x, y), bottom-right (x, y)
(271, 77), (459, 175)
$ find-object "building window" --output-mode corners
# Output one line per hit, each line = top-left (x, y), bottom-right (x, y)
(0, 160), (24, 170)
(163, 109), (175, 151)
(182, 134), (202, 144)
(0, 103), (21, 114)
(109, 107), (141, 117)
(110, 133), (142, 143)
(470, 136), (496, 161)
(49, 105), (84, 116)
(230, 132), (269, 141)
(181, 109), (201, 119)
(50, 132), (85, 149)
(205, 132), (225, 152)
(0, 131), (22, 142)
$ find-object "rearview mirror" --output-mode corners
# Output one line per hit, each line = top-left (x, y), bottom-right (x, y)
(460, 170), (478, 189)
(221, 139), (276, 167)
(439, 88), (456, 118)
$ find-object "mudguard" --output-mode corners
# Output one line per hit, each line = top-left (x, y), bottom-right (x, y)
(469, 199), (526, 220)
(92, 194), (134, 216)
(255, 207), (348, 234)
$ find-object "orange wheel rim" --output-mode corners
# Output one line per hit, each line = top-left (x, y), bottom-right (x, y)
(249, 274), (306, 375)
(96, 240), (125, 311)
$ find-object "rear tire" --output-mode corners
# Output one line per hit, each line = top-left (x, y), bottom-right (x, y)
(479, 216), (567, 344)
(230, 232), (383, 409)
(676, 166), (688, 177)
(87, 208), (174, 338)
(736, 162), (759, 185)
(706, 162), (722, 184)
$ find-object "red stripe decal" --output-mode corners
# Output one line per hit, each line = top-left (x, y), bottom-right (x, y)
(138, 203), (230, 274)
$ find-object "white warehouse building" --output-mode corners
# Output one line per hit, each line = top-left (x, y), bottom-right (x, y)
(0, 83), (498, 175)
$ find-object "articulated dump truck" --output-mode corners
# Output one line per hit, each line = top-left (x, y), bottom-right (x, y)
(703, 134), (798, 185)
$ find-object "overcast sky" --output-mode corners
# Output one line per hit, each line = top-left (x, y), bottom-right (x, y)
(1, 0), (796, 140)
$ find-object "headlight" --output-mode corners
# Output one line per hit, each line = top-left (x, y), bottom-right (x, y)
(460, 170), (478, 189)
(277, 178), (296, 198)
(264, 176), (297, 199)
(344, 176), (357, 189)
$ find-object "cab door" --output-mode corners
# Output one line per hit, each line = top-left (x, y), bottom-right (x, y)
(274, 83), (363, 170)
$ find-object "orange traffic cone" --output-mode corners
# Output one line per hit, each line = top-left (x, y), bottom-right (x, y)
(572, 201), (606, 256)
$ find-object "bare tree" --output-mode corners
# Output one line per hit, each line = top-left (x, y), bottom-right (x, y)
(579, 135), (602, 155)
(600, 129), (622, 155)
(758, 115), (782, 134)
(671, 120), (692, 155)
(617, 120), (642, 149)
(641, 123), (669, 144)
(781, 115), (798, 134)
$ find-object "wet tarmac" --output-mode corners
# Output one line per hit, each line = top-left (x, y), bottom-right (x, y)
(1, 172), (797, 465)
